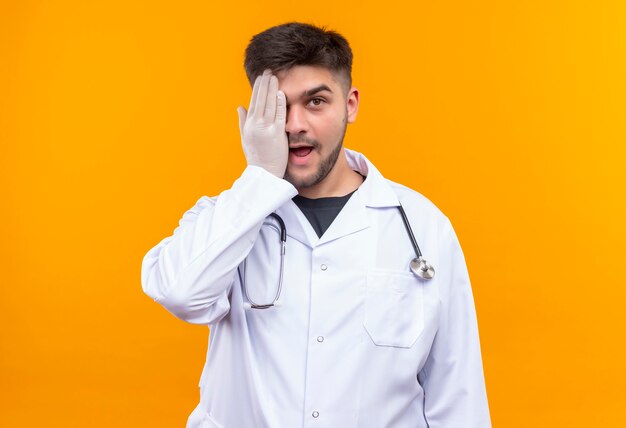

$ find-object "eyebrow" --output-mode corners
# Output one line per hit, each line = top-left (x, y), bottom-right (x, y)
(303, 84), (333, 97)
(285, 84), (334, 105)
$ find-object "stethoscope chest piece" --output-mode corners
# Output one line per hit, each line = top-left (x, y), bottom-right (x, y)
(410, 257), (435, 280)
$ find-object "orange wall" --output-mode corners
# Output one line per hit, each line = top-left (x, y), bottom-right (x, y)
(1, 0), (625, 426)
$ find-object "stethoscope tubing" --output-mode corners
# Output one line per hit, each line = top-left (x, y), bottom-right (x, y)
(397, 204), (423, 259)
(240, 203), (434, 309)
(239, 213), (286, 309)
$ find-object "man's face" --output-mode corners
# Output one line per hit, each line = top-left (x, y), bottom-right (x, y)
(275, 65), (359, 190)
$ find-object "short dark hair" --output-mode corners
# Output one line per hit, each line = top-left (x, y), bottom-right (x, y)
(244, 22), (353, 90)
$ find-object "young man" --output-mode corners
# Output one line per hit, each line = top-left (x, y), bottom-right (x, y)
(142, 22), (491, 428)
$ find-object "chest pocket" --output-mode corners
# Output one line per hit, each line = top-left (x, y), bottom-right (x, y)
(363, 270), (424, 348)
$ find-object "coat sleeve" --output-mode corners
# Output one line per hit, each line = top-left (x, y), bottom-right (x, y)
(417, 218), (491, 427)
(141, 166), (298, 325)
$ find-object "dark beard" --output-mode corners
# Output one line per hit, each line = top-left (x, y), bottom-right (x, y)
(283, 121), (347, 189)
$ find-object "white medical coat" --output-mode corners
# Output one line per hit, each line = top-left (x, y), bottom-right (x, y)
(142, 149), (491, 428)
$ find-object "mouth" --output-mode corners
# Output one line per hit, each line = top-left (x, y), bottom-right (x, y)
(288, 144), (316, 166)
(289, 146), (314, 158)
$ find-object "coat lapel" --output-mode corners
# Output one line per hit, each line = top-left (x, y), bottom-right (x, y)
(317, 190), (370, 246)
(275, 200), (319, 248)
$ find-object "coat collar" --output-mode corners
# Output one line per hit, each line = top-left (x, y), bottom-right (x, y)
(275, 149), (400, 248)
(344, 149), (401, 209)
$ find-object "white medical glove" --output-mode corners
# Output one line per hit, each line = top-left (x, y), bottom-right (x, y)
(237, 70), (288, 178)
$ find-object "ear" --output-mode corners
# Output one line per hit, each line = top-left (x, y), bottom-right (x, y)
(346, 87), (360, 124)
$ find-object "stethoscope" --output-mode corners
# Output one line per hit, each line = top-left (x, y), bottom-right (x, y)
(238, 205), (435, 309)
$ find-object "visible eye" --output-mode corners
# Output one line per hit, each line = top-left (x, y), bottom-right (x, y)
(308, 98), (325, 107)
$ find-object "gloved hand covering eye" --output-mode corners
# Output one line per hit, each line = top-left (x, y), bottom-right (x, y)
(237, 70), (288, 178)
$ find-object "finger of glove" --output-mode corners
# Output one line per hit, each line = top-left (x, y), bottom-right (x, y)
(253, 70), (272, 120)
(275, 90), (286, 124)
(237, 106), (247, 137)
(247, 75), (262, 118)
(263, 75), (278, 122)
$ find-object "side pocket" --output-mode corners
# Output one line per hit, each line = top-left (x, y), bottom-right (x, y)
(363, 270), (424, 348)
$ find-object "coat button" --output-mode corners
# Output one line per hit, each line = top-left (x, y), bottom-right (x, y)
(320, 264), (327, 271)
(312, 411), (319, 418)
(317, 336), (324, 343)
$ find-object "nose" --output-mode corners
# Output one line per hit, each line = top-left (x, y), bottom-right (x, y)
(285, 105), (308, 135)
